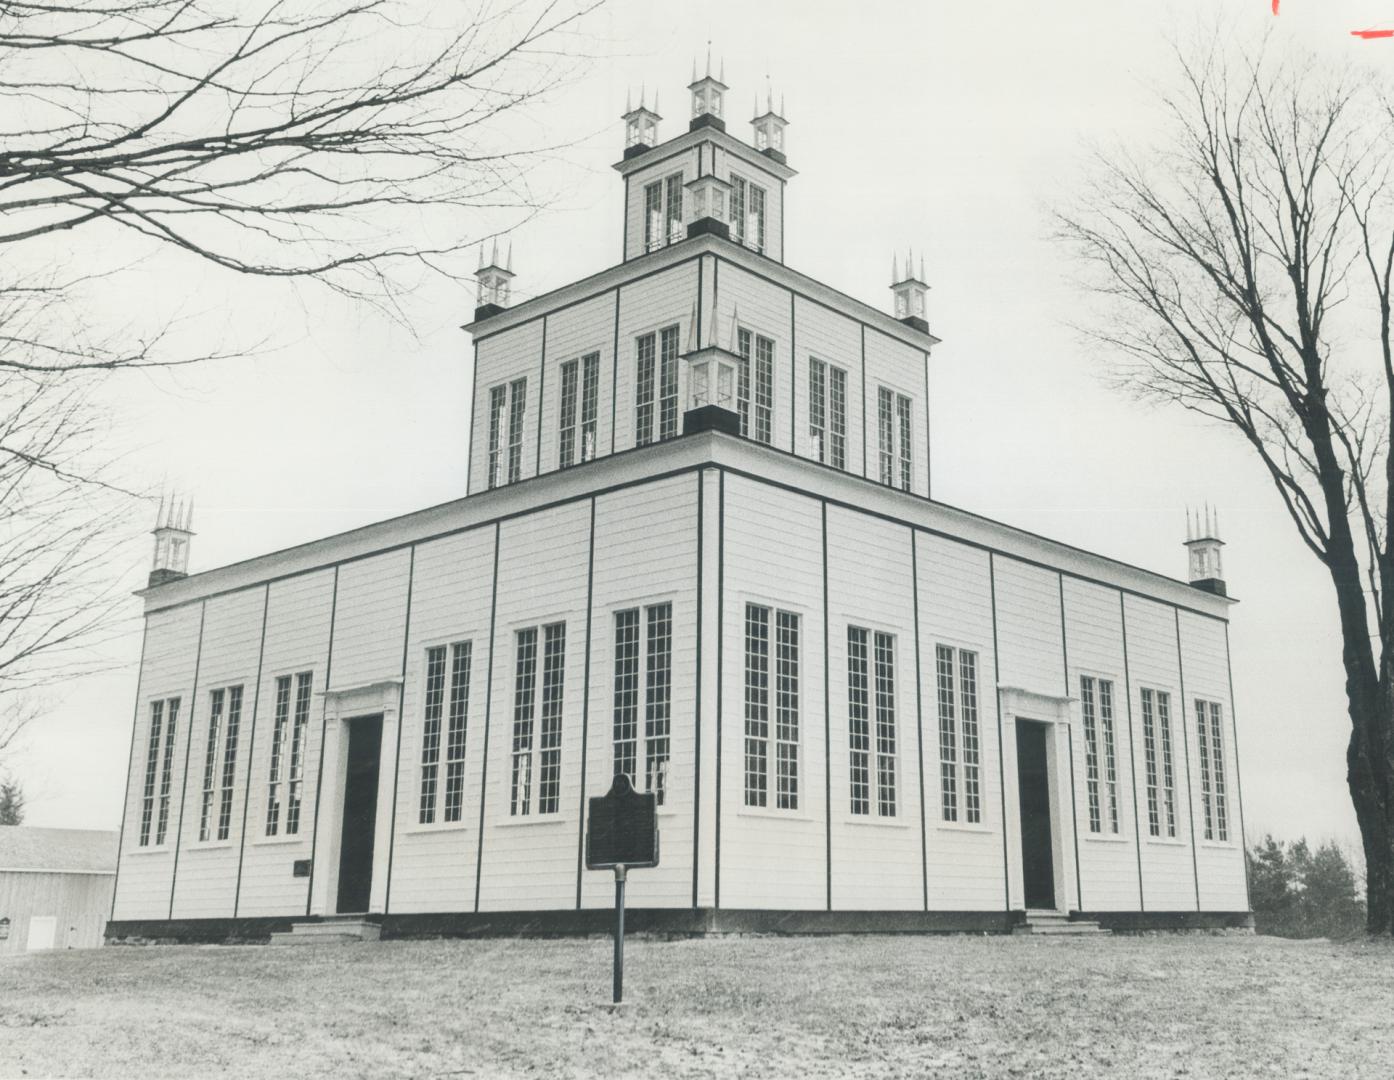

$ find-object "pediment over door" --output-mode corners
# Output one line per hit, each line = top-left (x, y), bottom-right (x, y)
(322, 679), (403, 721)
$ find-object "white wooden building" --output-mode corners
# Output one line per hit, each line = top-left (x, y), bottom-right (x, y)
(107, 66), (1250, 941)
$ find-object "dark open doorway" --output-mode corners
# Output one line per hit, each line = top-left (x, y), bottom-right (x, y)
(1016, 720), (1056, 910)
(336, 714), (383, 914)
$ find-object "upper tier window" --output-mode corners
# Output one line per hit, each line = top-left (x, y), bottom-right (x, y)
(731, 176), (766, 254)
(644, 173), (684, 252)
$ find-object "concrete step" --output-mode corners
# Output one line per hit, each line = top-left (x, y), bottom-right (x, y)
(1015, 911), (1111, 936)
(269, 918), (381, 945)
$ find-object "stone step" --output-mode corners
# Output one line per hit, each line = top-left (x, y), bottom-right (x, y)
(268, 918), (381, 945)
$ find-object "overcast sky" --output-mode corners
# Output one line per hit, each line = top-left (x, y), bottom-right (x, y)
(15, 0), (1391, 856)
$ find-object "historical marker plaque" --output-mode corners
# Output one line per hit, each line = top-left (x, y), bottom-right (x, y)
(586, 774), (659, 870)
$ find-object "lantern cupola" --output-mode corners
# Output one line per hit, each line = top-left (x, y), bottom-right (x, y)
(688, 48), (728, 132)
(1185, 506), (1227, 596)
(890, 249), (930, 334)
(150, 493), (194, 588)
(474, 239), (515, 321)
(621, 87), (662, 159)
(751, 88), (789, 164)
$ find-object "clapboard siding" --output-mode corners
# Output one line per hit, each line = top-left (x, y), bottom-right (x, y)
(994, 558), (1064, 698)
(792, 296), (865, 480)
(327, 551), (411, 694)
(1124, 594), (1198, 910)
(234, 570), (335, 917)
(112, 603), (203, 920)
(826, 507), (921, 910)
(623, 148), (702, 262)
(718, 475), (826, 909)
(1063, 577), (1139, 912)
(386, 526), (496, 914)
(714, 262), (793, 452)
(917, 533), (1004, 910)
(1179, 610), (1248, 910)
(863, 330), (930, 497)
(470, 319), (545, 494)
(475, 502), (592, 910)
(170, 587), (266, 918)
(579, 474), (699, 909)
(535, 293), (617, 477)
(612, 263), (700, 457)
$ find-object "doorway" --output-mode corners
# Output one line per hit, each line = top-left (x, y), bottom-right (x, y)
(1016, 720), (1056, 910)
(336, 714), (383, 914)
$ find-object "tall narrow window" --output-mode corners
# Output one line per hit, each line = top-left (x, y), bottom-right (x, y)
(285, 673), (313, 835)
(266, 677), (291, 836)
(731, 176), (767, 252)
(266, 673), (312, 836)
(745, 604), (800, 809)
(736, 329), (774, 444)
(199, 685), (244, 842)
(1196, 698), (1229, 841)
(643, 173), (683, 252)
(511, 623), (566, 816)
(808, 358), (849, 469)
(613, 609), (640, 785)
(506, 377), (527, 484)
(1081, 675), (1120, 834)
(877, 387), (913, 490)
(848, 628), (898, 818)
(139, 697), (181, 847)
(418, 646), (447, 824)
(558, 360), (580, 468)
(443, 642), (472, 822)
(579, 351), (599, 461)
(935, 645), (981, 823)
(644, 603), (673, 803)
(560, 352), (601, 466)
(872, 632), (897, 817)
(1141, 688), (1177, 839)
(634, 327), (680, 447)
(847, 628), (871, 815)
(487, 379), (527, 488)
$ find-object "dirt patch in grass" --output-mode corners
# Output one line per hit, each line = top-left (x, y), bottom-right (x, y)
(2, 933), (1391, 1078)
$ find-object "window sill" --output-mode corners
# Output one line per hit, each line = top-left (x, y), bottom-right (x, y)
(401, 821), (471, 837)
(843, 815), (912, 830)
(187, 840), (236, 851)
(1199, 839), (1237, 850)
(495, 813), (568, 828)
(935, 821), (995, 835)
(735, 807), (815, 823)
(252, 834), (309, 847)
(1144, 836), (1187, 847)
(1082, 832), (1132, 844)
(125, 845), (173, 857)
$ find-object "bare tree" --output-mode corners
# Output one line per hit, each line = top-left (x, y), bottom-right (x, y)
(0, 0), (601, 768)
(1056, 39), (1394, 933)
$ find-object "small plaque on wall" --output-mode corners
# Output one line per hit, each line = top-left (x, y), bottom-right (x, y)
(292, 859), (311, 878)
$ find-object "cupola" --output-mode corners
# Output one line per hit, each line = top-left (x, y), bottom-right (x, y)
(890, 250), (930, 334)
(621, 87), (661, 159)
(474, 239), (514, 321)
(751, 88), (789, 164)
(682, 306), (743, 436)
(1185, 506), (1227, 596)
(685, 171), (733, 242)
(150, 493), (194, 589)
(688, 48), (727, 132)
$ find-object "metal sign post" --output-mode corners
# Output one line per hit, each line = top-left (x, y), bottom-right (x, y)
(585, 774), (659, 1007)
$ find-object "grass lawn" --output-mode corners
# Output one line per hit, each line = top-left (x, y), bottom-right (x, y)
(2, 933), (1391, 1078)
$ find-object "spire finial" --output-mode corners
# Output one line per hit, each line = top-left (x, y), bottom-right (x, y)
(155, 490), (167, 530)
(892, 253), (899, 283)
(719, 57), (725, 83)
(780, 93), (786, 117)
(691, 57), (697, 84)
(653, 89), (659, 114)
(920, 255), (926, 282)
(490, 237), (498, 266)
(626, 87), (632, 113)
(640, 82), (646, 110)
(705, 40), (712, 78)
(184, 497), (194, 532)
(687, 300), (699, 352)
(506, 239), (513, 272)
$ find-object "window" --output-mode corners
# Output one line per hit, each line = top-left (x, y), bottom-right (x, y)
(736, 328), (774, 444)
(808, 358), (848, 469)
(139, 696), (181, 847)
(558, 352), (600, 468)
(847, 627), (898, 817)
(198, 685), (243, 842)
(486, 378), (527, 488)
(744, 604), (799, 810)
(418, 642), (473, 825)
(935, 645), (981, 823)
(1196, 698), (1229, 841)
(877, 387), (913, 491)
(1080, 675), (1120, 834)
(731, 176), (767, 253)
(635, 326), (680, 447)
(1140, 688), (1177, 838)
(612, 602), (673, 805)
(266, 672), (313, 836)
(643, 172), (684, 252)
(511, 623), (566, 816)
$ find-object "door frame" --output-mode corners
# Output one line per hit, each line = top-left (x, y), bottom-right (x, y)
(1000, 688), (1077, 914)
(309, 679), (401, 917)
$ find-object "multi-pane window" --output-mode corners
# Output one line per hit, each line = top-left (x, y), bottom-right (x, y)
(808, 358), (848, 469)
(1196, 698), (1229, 841)
(877, 387), (913, 491)
(1080, 675), (1120, 834)
(635, 326), (680, 447)
(199, 685), (243, 842)
(265, 672), (313, 837)
(1140, 688), (1177, 838)
(744, 604), (800, 810)
(139, 696), (181, 847)
(731, 176), (767, 253)
(847, 628), (898, 817)
(511, 623), (566, 816)
(612, 603), (674, 805)
(736, 328), (774, 444)
(935, 645), (981, 823)
(558, 352), (600, 468)
(643, 173), (684, 252)
(418, 642), (473, 825)
(486, 378), (527, 488)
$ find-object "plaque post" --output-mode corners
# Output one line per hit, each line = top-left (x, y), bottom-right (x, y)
(613, 863), (627, 1004)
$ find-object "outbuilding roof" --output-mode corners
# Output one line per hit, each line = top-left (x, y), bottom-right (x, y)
(0, 826), (118, 874)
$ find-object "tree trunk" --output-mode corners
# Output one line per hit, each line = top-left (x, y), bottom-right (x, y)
(1347, 712), (1392, 934)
